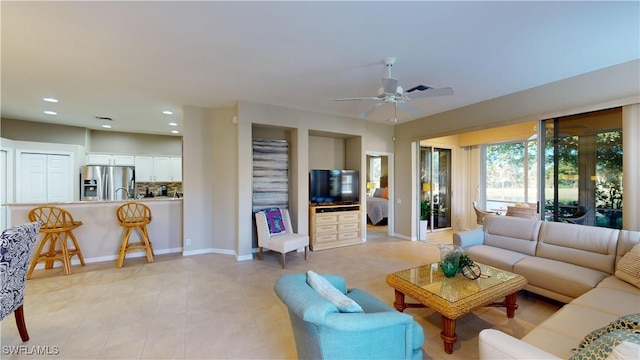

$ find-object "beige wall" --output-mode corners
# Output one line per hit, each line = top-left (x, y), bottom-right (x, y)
(1, 118), (88, 146)
(1, 118), (181, 155)
(181, 101), (392, 259)
(90, 130), (182, 155)
(182, 106), (216, 255)
(394, 60), (640, 238)
(309, 136), (345, 169)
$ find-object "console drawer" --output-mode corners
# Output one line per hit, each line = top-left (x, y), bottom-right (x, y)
(339, 222), (359, 232)
(338, 231), (360, 240)
(315, 224), (337, 234)
(316, 234), (338, 243)
(339, 213), (359, 223)
(315, 214), (338, 224)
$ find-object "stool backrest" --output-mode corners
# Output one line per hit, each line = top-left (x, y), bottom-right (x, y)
(28, 206), (76, 229)
(117, 202), (152, 224)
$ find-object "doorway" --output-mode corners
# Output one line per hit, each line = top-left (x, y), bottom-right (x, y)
(418, 145), (452, 240)
(365, 152), (393, 238)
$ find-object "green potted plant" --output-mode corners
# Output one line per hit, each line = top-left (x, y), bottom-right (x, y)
(419, 199), (431, 239)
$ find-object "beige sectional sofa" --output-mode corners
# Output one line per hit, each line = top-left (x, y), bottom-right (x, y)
(453, 215), (640, 359)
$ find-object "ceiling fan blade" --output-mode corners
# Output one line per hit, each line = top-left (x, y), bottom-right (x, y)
(396, 101), (423, 116)
(334, 97), (381, 101)
(406, 86), (454, 99)
(358, 103), (384, 119)
(382, 77), (399, 94)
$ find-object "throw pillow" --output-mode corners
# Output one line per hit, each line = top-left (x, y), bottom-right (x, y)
(373, 188), (384, 198)
(615, 252), (640, 289)
(306, 270), (363, 313)
(607, 341), (640, 360)
(381, 187), (389, 199)
(577, 313), (640, 350)
(263, 208), (286, 235)
(569, 329), (640, 360)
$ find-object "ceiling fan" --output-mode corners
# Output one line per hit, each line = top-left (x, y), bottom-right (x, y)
(334, 57), (453, 121)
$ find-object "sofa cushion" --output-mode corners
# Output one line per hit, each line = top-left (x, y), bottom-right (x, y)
(597, 275), (640, 295)
(569, 329), (640, 360)
(307, 270), (363, 313)
(577, 313), (640, 349)
(483, 216), (541, 256)
(537, 221), (618, 274)
(571, 288), (640, 317)
(522, 303), (621, 359)
(514, 256), (610, 299)
(462, 245), (529, 272)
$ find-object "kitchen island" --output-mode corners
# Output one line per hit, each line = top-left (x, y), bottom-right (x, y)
(5, 198), (183, 268)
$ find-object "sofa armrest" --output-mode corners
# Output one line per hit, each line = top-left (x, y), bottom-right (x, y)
(453, 229), (484, 248)
(324, 311), (424, 359)
(479, 329), (560, 359)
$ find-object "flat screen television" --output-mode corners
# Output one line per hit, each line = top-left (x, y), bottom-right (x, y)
(309, 169), (360, 205)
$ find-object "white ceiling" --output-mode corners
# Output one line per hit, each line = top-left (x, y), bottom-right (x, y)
(2, 1), (639, 136)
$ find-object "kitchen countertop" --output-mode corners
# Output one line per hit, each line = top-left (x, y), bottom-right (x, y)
(2, 197), (182, 207)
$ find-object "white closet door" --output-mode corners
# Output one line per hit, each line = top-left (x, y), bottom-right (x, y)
(20, 153), (72, 203)
(47, 154), (71, 202)
(20, 153), (48, 203)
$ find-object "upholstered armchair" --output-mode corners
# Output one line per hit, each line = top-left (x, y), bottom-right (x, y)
(0, 221), (42, 342)
(255, 208), (309, 268)
(274, 273), (424, 359)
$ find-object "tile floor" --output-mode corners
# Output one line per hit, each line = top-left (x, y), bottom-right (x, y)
(1, 227), (561, 359)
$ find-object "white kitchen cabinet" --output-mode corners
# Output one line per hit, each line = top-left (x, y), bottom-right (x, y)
(19, 153), (72, 203)
(170, 157), (182, 181)
(135, 156), (154, 181)
(153, 156), (171, 182)
(134, 156), (181, 182)
(87, 153), (135, 166)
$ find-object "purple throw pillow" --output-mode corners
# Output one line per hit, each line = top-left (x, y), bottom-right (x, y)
(264, 208), (286, 235)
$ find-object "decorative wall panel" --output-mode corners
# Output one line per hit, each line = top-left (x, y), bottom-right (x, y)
(252, 139), (289, 212)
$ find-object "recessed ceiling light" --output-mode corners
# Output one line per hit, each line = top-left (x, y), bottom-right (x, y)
(43, 97), (59, 103)
(44, 110), (57, 115)
(168, 122), (178, 126)
(101, 124), (112, 129)
(171, 130), (179, 134)
(162, 110), (173, 115)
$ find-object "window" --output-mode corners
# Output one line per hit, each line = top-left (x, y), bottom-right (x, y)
(369, 157), (381, 188)
(483, 140), (538, 212)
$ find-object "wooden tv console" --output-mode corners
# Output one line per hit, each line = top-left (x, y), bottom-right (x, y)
(309, 204), (361, 251)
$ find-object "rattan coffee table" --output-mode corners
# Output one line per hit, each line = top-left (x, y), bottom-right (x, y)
(386, 263), (527, 354)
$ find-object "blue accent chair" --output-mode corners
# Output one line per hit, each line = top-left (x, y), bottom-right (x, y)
(274, 273), (424, 359)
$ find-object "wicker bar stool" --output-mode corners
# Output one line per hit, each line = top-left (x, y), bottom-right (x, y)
(27, 206), (85, 278)
(116, 202), (154, 268)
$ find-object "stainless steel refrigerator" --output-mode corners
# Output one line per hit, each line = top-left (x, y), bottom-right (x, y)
(81, 165), (135, 201)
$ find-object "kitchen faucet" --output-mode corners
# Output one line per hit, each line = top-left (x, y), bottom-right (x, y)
(114, 187), (130, 199)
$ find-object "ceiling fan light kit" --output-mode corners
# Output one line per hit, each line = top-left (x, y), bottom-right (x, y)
(335, 57), (454, 121)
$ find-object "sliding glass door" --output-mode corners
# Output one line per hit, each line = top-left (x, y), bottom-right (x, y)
(418, 145), (452, 239)
(541, 108), (623, 228)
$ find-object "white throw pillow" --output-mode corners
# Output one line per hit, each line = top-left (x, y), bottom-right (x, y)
(606, 341), (640, 360)
(307, 270), (363, 313)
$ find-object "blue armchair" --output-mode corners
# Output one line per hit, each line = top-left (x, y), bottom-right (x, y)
(274, 273), (424, 359)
